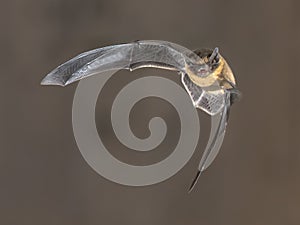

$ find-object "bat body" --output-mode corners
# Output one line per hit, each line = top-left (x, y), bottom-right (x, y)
(41, 40), (241, 191)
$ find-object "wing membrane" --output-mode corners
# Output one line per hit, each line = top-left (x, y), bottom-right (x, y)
(188, 92), (230, 191)
(198, 91), (230, 172)
(41, 40), (201, 86)
(181, 73), (225, 116)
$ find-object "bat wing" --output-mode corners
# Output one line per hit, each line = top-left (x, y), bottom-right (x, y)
(41, 40), (202, 86)
(181, 73), (225, 115)
(188, 91), (230, 192)
(197, 91), (230, 172)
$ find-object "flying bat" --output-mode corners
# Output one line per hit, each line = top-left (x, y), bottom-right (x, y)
(41, 40), (241, 192)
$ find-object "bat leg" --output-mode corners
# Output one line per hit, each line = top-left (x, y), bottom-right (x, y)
(228, 88), (242, 105)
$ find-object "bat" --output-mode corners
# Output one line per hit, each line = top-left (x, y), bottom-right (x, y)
(41, 40), (241, 191)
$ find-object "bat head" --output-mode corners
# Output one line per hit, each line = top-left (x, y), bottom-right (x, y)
(193, 47), (221, 71)
(192, 47), (241, 105)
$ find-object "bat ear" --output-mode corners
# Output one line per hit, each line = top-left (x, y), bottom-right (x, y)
(209, 47), (219, 63)
(213, 47), (219, 54)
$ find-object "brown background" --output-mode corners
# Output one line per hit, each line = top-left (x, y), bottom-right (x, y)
(0, 0), (299, 224)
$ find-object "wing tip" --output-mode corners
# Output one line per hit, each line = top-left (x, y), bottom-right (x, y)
(188, 170), (202, 193)
(40, 76), (67, 87)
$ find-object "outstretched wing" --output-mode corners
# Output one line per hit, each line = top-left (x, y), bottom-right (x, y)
(41, 40), (202, 86)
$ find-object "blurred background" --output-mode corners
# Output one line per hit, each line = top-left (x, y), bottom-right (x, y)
(0, 0), (299, 224)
